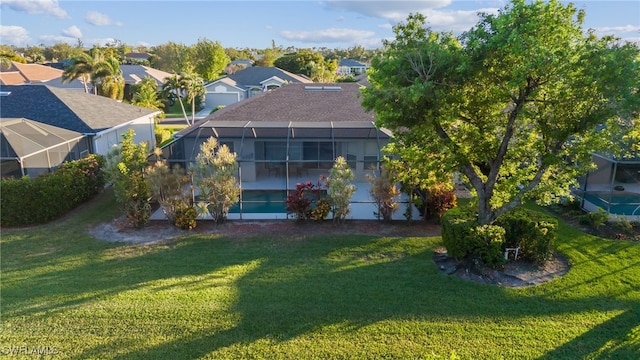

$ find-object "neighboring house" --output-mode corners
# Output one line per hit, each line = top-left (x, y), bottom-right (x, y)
(124, 52), (152, 63)
(160, 82), (416, 220)
(203, 67), (313, 109)
(0, 85), (160, 159)
(337, 59), (368, 76)
(0, 118), (90, 178)
(0, 61), (87, 90)
(120, 64), (173, 100)
(229, 59), (254, 67)
(120, 64), (172, 88)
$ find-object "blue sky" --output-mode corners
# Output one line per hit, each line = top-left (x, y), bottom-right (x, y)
(1, 1), (638, 49)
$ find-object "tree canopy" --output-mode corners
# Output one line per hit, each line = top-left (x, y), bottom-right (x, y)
(361, 0), (640, 225)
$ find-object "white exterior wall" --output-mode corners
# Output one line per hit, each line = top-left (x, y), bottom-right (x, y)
(92, 115), (156, 155)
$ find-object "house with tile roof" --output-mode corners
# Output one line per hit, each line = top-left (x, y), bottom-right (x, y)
(121, 65), (173, 87)
(203, 66), (313, 109)
(0, 61), (86, 90)
(159, 82), (416, 220)
(0, 85), (160, 158)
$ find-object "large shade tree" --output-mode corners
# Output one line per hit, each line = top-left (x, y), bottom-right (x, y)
(361, 0), (640, 225)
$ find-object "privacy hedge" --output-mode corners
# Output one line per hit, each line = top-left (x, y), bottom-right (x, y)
(0, 154), (105, 227)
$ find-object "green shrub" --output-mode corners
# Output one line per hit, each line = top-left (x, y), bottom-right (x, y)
(174, 204), (197, 230)
(440, 207), (478, 260)
(471, 224), (506, 268)
(588, 207), (609, 228)
(495, 207), (558, 264)
(311, 199), (331, 221)
(0, 154), (105, 227)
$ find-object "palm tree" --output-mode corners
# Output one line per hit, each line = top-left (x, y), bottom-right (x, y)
(62, 48), (105, 94)
(131, 77), (164, 120)
(95, 55), (124, 100)
(161, 74), (189, 124)
(179, 71), (205, 126)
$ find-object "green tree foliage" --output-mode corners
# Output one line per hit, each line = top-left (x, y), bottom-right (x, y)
(149, 41), (191, 73)
(131, 77), (164, 117)
(62, 46), (123, 97)
(180, 71), (206, 125)
(95, 55), (124, 100)
(326, 156), (356, 223)
(161, 73), (189, 122)
(190, 37), (230, 81)
(43, 42), (83, 62)
(274, 48), (326, 77)
(0, 47), (27, 66)
(104, 129), (151, 228)
(146, 148), (191, 226)
(361, 1), (640, 225)
(191, 137), (240, 225)
(255, 40), (284, 67)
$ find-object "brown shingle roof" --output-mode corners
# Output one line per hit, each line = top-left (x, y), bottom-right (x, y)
(205, 83), (375, 123)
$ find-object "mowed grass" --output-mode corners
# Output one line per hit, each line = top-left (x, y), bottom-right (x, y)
(1, 190), (639, 359)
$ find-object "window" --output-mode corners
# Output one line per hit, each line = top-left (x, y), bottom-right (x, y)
(303, 141), (334, 169)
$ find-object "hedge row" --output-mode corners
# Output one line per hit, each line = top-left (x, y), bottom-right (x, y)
(0, 154), (106, 227)
(441, 206), (558, 268)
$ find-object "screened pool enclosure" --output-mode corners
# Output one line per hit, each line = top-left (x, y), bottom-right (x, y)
(159, 119), (418, 220)
(1, 118), (90, 178)
(575, 153), (640, 219)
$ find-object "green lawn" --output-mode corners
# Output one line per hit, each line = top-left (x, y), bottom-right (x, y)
(1, 191), (639, 359)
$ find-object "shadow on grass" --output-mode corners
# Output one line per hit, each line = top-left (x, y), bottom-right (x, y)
(66, 236), (639, 359)
(2, 196), (640, 359)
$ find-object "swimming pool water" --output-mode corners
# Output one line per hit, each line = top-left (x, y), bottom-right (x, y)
(583, 192), (640, 215)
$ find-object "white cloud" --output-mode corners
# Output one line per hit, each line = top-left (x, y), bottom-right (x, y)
(594, 25), (640, 34)
(422, 7), (499, 33)
(324, 1), (498, 35)
(280, 28), (376, 43)
(84, 37), (117, 47)
(39, 34), (76, 45)
(1, 0), (68, 18)
(62, 25), (82, 39)
(85, 11), (122, 26)
(325, 0), (452, 21)
(0, 25), (31, 46)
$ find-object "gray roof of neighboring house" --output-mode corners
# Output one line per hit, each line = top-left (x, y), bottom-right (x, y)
(124, 52), (152, 60)
(210, 67), (312, 89)
(339, 59), (367, 67)
(120, 65), (173, 86)
(203, 82), (374, 123)
(0, 85), (159, 134)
